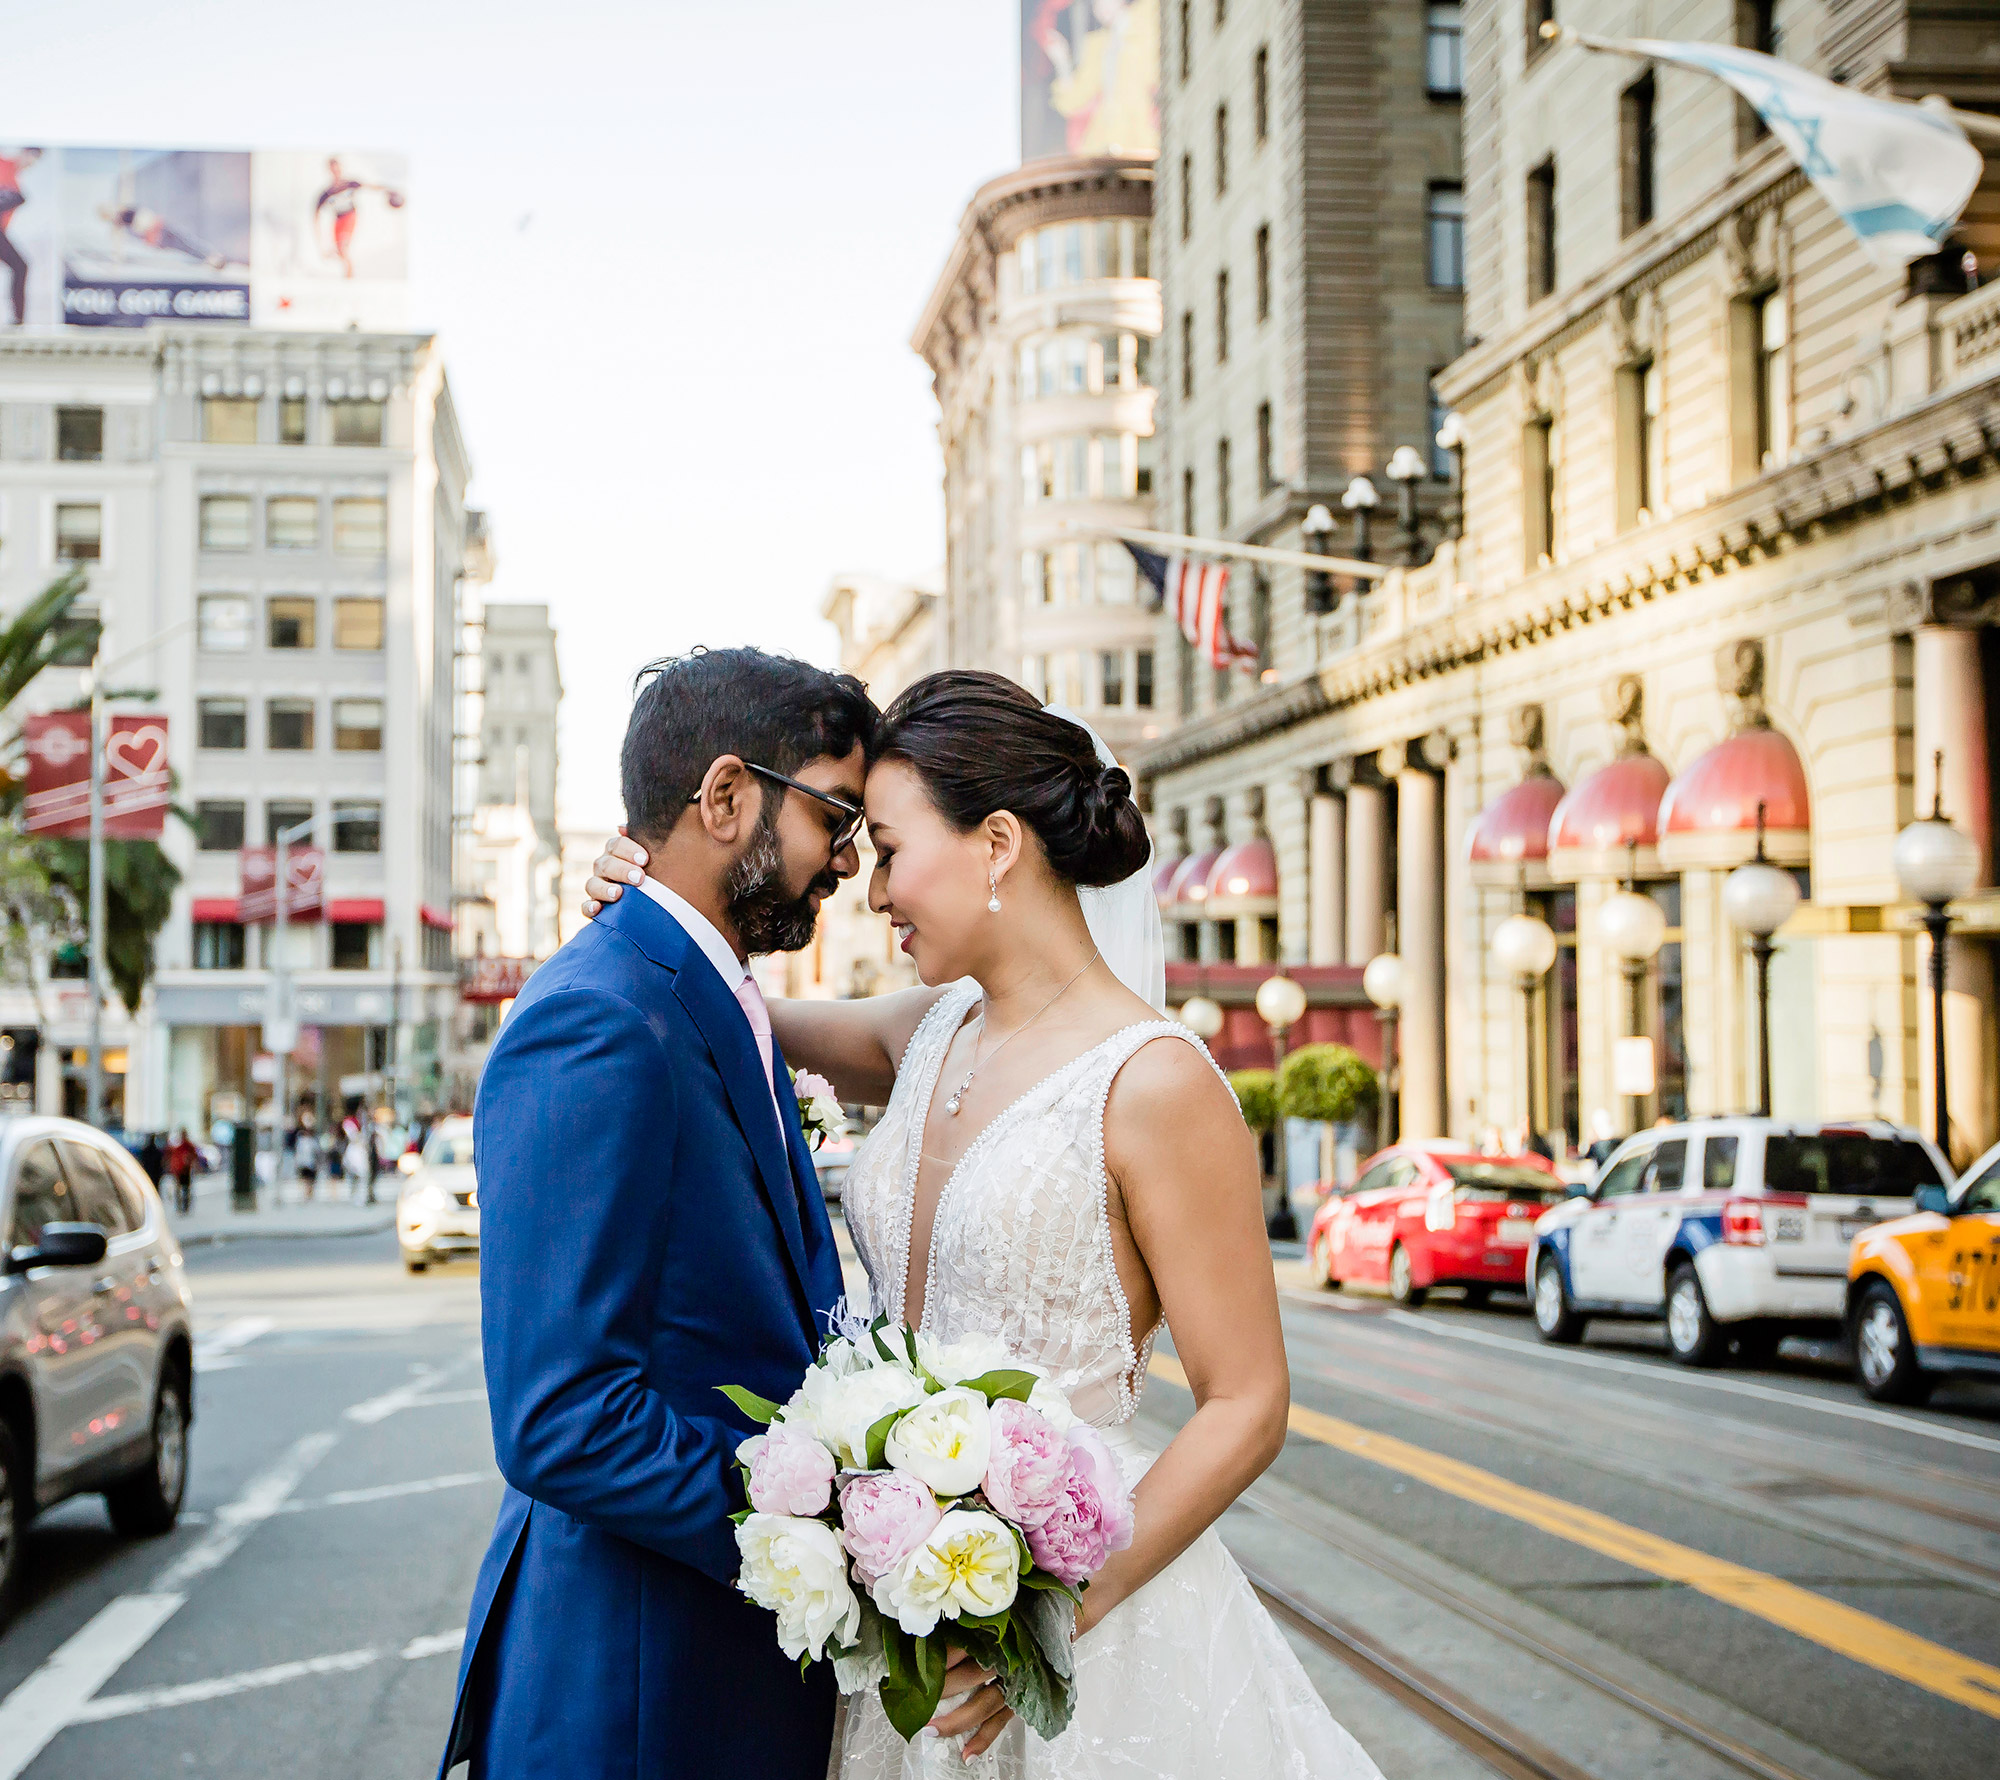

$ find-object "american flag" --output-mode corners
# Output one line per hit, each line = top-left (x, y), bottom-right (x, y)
(1124, 543), (1259, 669)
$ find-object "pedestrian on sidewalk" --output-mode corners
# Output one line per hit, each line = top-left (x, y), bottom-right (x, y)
(165, 1128), (197, 1215)
(138, 1130), (165, 1186)
(296, 1118), (321, 1201)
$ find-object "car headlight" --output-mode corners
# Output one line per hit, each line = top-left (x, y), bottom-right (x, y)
(403, 1181), (451, 1214)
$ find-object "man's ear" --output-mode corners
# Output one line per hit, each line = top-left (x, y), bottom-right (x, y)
(691, 755), (761, 846)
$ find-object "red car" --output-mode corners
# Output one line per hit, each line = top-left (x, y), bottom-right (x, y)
(1307, 1144), (1569, 1305)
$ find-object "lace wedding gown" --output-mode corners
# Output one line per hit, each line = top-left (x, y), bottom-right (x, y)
(837, 982), (1383, 1780)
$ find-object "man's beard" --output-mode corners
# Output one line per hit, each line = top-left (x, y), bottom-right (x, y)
(725, 816), (837, 955)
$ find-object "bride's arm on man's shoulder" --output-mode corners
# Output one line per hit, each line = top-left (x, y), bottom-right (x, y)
(579, 829), (942, 1103)
(1093, 1038), (1290, 1626)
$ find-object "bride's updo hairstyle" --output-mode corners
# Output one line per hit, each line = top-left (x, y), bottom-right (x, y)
(872, 671), (1152, 889)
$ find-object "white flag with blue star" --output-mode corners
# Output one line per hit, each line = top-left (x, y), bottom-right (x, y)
(1613, 39), (1982, 268)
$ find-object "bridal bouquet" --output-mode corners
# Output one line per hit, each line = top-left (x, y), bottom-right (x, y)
(723, 1317), (1134, 1742)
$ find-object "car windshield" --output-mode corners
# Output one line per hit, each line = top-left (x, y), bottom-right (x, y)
(1762, 1133), (1942, 1197)
(424, 1131), (474, 1167)
(1443, 1163), (1565, 1202)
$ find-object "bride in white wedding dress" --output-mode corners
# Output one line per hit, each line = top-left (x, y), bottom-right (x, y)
(587, 672), (1382, 1780)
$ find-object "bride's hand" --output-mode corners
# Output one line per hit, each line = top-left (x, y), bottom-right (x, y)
(582, 828), (648, 917)
(928, 1643), (1011, 1756)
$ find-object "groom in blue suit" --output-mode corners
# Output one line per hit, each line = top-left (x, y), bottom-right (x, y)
(441, 650), (876, 1779)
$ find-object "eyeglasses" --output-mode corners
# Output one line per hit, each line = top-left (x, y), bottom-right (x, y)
(688, 762), (864, 854)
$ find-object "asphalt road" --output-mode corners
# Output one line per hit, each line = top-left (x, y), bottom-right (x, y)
(0, 1235), (1995, 1779)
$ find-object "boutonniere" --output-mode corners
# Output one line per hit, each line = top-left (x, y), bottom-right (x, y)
(790, 1069), (846, 1152)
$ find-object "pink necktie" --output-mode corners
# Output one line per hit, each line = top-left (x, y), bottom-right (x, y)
(735, 974), (776, 1098)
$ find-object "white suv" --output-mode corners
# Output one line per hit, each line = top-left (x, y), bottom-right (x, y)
(1528, 1119), (1948, 1366)
(397, 1116), (478, 1272)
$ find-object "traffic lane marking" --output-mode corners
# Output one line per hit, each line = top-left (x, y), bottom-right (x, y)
(70, 1628), (464, 1724)
(1150, 1355), (2000, 1721)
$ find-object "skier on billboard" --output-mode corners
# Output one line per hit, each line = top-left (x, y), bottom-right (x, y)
(315, 156), (404, 279)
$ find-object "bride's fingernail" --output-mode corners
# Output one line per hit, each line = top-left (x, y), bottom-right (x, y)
(919, 1726), (938, 1740)
(628, 868), (643, 883)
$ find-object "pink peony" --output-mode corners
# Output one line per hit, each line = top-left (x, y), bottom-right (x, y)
(1063, 1425), (1135, 1554)
(792, 1070), (839, 1102)
(839, 1472), (943, 1585)
(981, 1400), (1074, 1529)
(1024, 1468), (1110, 1586)
(744, 1425), (836, 1518)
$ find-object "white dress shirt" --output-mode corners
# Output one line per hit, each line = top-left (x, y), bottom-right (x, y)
(636, 876), (784, 1128)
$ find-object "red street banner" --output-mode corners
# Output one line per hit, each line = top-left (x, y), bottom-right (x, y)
(461, 956), (535, 1003)
(22, 712), (171, 838)
(239, 846), (325, 923)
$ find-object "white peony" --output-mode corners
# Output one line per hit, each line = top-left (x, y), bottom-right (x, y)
(735, 1514), (862, 1661)
(1027, 1377), (1079, 1431)
(830, 1606), (889, 1694)
(915, 1329), (1025, 1386)
(786, 1355), (928, 1469)
(870, 1509), (1022, 1636)
(882, 1386), (992, 1497)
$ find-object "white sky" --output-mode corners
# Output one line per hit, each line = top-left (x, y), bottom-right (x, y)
(4, 0), (1019, 831)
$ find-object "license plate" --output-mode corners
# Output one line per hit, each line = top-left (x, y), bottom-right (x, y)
(1774, 1213), (1805, 1241)
(1497, 1219), (1535, 1244)
(1839, 1218), (1868, 1241)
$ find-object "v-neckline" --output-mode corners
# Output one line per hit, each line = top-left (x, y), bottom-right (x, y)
(891, 986), (1155, 1334)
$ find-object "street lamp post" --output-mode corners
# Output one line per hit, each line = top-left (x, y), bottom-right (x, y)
(1892, 753), (1981, 1157)
(1300, 503), (1338, 615)
(1176, 994), (1225, 1043)
(1362, 951), (1403, 1151)
(1341, 475), (1379, 565)
(1254, 972), (1309, 1239)
(1386, 445), (1427, 565)
(1435, 410), (1466, 541)
(265, 815), (316, 1183)
(1491, 913), (1558, 1142)
(1722, 802), (1801, 1118)
(1597, 883), (1667, 1133)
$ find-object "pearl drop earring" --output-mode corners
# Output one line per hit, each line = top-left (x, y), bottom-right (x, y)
(987, 873), (1002, 914)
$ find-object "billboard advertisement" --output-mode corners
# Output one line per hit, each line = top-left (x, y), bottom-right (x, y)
(1021, 0), (1160, 164)
(21, 712), (170, 839)
(240, 846), (326, 924)
(0, 145), (407, 332)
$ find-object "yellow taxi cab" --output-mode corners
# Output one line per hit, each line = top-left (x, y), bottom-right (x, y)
(1846, 1142), (2000, 1404)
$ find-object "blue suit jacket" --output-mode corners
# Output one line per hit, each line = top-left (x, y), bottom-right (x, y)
(440, 890), (847, 1779)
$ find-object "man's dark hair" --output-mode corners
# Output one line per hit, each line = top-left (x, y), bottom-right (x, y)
(620, 648), (877, 847)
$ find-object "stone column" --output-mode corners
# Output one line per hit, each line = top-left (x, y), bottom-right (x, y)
(1392, 742), (1448, 1140)
(1307, 780), (1346, 965)
(1344, 777), (1388, 964)
(1914, 625), (1995, 1163)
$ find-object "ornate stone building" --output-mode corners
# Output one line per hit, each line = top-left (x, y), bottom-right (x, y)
(1137, 0), (2000, 1163)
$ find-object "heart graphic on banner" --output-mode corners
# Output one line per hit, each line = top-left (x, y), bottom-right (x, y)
(105, 724), (168, 780)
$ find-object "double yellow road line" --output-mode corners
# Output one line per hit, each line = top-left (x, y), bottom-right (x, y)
(1148, 1355), (2000, 1720)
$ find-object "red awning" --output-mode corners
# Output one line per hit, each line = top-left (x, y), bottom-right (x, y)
(1658, 727), (1811, 868)
(325, 898), (387, 924)
(1547, 754), (1671, 880)
(1166, 848), (1222, 910)
(1467, 773), (1566, 888)
(1203, 836), (1278, 915)
(191, 897), (240, 924)
(420, 902), (456, 932)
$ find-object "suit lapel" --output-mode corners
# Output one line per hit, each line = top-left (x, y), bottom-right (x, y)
(772, 1041), (840, 1297)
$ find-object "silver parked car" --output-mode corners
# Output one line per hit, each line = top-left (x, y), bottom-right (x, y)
(1, 1117), (195, 1625)
(397, 1115), (479, 1272)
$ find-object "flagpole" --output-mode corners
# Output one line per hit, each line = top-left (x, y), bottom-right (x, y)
(1062, 521), (1390, 579)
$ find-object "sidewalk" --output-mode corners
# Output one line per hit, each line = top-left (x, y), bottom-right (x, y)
(164, 1165), (399, 1248)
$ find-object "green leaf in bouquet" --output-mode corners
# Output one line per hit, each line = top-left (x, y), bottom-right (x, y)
(863, 1404), (910, 1472)
(878, 1626), (949, 1741)
(728, 1508), (753, 1526)
(958, 1368), (1039, 1405)
(1014, 1567), (1082, 1596)
(715, 1385), (782, 1424)
(999, 1588), (1078, 1742)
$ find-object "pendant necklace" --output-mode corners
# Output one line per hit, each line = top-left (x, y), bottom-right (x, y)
(943, 950), (1100, 1116)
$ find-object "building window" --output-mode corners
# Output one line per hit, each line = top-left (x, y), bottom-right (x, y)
(1523, 416), (1556, 568)
(334, 697), (384, 752)
(1215, 104), (1229, 196)
(1427, 4), (1464, 95)
(1214, 0), (1225, 23)
(1136, 434), (1156, 496)
(54, 503), (102, 561)
(267, 698), (315, 751)
(202, 398), (259, 445)
(1253, 46), (1270, 141)
(1526, 158), (1557, 302)
(1216, 437), (1232, 529)
(1255, 222), (1271, 320)
(1101, 650), (1126, 707)
(334, 596), (385, 650)
(197, 697), (247, 750)
(1178, 634), (1197, 716)
(1428, 376), (1451, 479)
(196, 593), (252, 652)
(1753, 290), (1789, 470)
(279, 398), (308, 445)
(334, 799), (382, 853)
(267, 495), (319, 550)
(1216, 269), (1230, 362)
(1179, 0), (1192, 81)
(194, 922), (247, 970)
(1094, 333), (1123, 391)
(1251, 567), (1271, 661)
(332, 496), (386, 555)
(267, 596), (316, 649)
(200, 493), (253, 551)
(1133, 220), (1151, 279)
(1180, 310), (1195, 397)
(1527, 0), (1555, 61)
(1136, 650), (1156, 709)
(1427, 184), (1464, 289)
(1257, 401), (1275, 492)
(1618, 359), (1665, 527)
(1095, 543), (1136, 603)
(57, 407), (103, 462)
(1736, 0), (1776, 147)
(331, 401), (384, 447)
(195, 800), (245, 851)
(1620, 72), (1657, 236)
(1180, 152), (1193, 240)
(265, 800), (313, 846)
(1182, 466), (1196, 536)
(331, 923), (377, 970)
